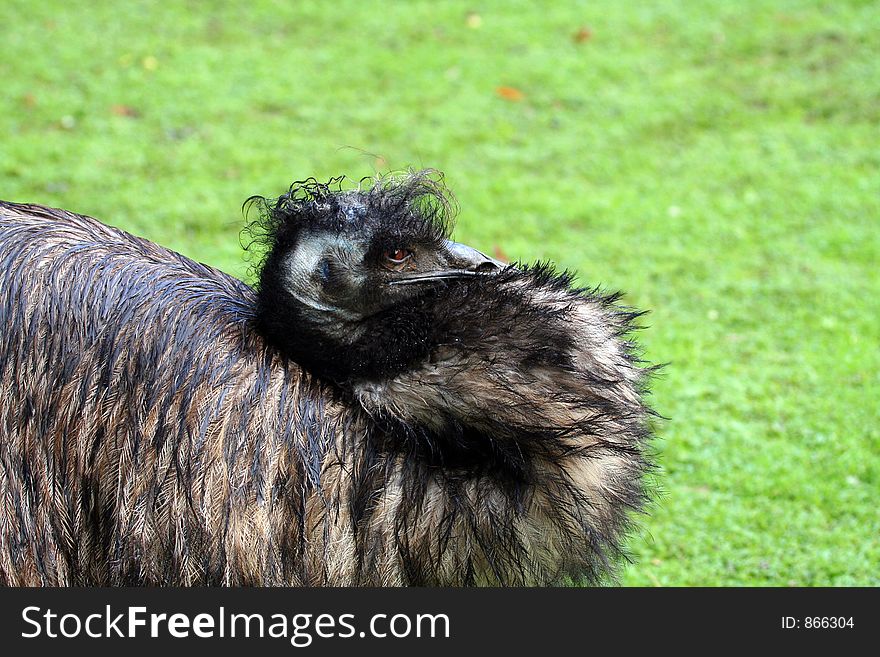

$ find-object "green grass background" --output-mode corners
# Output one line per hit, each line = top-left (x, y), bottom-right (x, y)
(1, 0), (877, 585)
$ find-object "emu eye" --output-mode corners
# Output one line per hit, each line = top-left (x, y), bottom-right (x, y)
(382, 248), (413, 271)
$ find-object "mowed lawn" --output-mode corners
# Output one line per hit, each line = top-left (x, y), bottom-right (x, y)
(1, 0), (877, 586)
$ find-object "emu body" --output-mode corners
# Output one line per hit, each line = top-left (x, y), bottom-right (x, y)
(0, 182), (653, 586)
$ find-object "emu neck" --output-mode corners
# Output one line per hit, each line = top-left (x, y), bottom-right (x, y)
(256, 279), (442, 386)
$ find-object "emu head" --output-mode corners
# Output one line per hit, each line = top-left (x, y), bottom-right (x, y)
(248, 171), (504, 385)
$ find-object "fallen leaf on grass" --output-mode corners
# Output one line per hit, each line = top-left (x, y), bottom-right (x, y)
(111, 104), (140, 118)
(573, 26), (592, 43)
(496, 86), (524, 101)
(492, 245), (510, 263)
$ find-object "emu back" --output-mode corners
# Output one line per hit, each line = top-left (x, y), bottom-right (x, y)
(0, 197), (653, 586)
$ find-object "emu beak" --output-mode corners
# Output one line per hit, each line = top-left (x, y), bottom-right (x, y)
(389, 240), (506, 286)
(444, 240), (506, 272)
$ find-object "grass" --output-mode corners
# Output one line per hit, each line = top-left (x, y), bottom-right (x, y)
(1, 0), (877, 586)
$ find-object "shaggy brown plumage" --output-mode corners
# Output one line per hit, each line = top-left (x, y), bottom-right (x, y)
(0, 175), (655, 586)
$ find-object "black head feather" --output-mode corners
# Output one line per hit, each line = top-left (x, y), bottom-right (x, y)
(244, 170), (501, 385)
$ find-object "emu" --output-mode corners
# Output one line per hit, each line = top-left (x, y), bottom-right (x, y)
(0, 171), (654, 586)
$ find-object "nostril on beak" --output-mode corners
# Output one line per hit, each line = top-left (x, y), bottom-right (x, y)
(474, 260), (501, 273)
